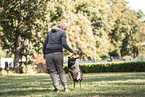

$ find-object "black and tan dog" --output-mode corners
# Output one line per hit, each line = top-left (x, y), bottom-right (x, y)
(68, 53), (83, 88)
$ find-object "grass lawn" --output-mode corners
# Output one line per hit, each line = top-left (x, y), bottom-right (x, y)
(0, 72), (145, 97)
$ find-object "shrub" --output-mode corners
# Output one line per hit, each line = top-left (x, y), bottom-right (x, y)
(22, 63), (38, 74)
(1, 69), (18, 76)
(0, 68), (2, 75)
(64, 61), (145, 73)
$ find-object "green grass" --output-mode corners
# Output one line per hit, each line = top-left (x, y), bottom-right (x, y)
(0, 72), (145, 97)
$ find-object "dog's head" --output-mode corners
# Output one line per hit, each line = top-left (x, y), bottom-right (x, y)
(68, 57), (77, 68)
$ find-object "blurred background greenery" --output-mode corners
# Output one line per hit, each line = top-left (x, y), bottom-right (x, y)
(0, 0), (145, 72)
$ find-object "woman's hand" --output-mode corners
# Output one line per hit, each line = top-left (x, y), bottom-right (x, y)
(73, 51), (77, 55)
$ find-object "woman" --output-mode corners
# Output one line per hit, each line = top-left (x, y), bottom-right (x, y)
(43, 21), (77, 92)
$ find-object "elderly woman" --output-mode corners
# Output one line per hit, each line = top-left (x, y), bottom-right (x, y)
(43, 21), (77, 92)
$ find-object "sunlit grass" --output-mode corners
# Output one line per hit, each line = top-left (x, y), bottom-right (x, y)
(0, 73), (145, 97)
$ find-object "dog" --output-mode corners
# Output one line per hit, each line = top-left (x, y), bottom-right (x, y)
(68, 53), (83, 88)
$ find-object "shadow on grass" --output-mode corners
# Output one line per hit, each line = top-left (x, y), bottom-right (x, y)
(0, 75), (53, 96)
(83, 73), (145, 82)
(0, 88), (52, 96)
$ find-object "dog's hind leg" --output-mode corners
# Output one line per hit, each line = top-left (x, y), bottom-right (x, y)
(80, 80), (82, 88)
(74, 80), (76, 88)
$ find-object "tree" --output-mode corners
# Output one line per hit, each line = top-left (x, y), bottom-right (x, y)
(66, 12), (96, 60)
(73, 0), (115, 60)
(108, 0), (145, 58)
(0, 0), (49, 72)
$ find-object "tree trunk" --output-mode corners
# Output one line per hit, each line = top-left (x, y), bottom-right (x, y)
(14, 32), (21, 73)
(14, 0), (24, 73)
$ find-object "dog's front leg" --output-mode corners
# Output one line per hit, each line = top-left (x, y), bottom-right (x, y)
(68, 72), (73, 80)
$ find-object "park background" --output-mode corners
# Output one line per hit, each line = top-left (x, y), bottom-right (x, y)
(0, 0), (145, 73)
(1, 0), (145, 97)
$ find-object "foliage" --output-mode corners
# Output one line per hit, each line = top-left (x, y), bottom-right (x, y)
(76, 0), (115, 59)
(108, 0), (145, 58)
(0, 47), (6, 58)
(66, 13), (96, 60)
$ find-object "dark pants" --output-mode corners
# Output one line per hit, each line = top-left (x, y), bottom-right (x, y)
(45, 52), (68, 89)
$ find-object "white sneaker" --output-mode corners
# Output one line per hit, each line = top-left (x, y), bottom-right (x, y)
(64, 88), (70, 92)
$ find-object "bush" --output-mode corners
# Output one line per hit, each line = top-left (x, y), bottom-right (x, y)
(0, 69), (18, 76)
(64, 61), (145, 73)
(22, 63), (38, 74)
(0, 68), (2, 75)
